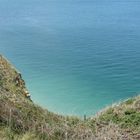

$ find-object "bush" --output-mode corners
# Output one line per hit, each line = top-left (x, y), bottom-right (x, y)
(99, 108), (120, 123)
(125, 98), (135, 105)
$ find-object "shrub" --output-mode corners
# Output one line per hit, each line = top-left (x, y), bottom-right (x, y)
(125, 98), (135, 105)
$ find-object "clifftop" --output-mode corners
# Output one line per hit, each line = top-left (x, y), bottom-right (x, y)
(0, 55), (30, 101)
(0, 55), (140, 140)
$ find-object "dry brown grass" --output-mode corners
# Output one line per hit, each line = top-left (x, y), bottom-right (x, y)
(0, 54), (140, 140)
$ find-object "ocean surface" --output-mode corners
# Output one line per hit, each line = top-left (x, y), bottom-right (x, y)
(0, 0), (140, 117)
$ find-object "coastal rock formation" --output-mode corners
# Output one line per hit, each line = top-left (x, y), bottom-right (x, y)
(0, 55), (140, 140)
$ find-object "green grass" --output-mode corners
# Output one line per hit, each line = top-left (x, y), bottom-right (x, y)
(98, 100), (140, 132)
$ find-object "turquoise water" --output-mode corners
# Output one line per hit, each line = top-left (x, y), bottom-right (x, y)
(0, 0), (140, 116)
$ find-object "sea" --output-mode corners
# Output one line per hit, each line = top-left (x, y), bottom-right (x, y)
(0, 0), (140, 117)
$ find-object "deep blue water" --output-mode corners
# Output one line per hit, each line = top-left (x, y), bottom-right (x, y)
(0, 0), (140, 116)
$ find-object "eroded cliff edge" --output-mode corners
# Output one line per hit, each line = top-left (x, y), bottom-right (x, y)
(0, 55), (140, 140)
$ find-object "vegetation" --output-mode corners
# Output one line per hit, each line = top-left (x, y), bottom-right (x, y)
(98, 102), (140, 131)
(0, 54), (140, 140)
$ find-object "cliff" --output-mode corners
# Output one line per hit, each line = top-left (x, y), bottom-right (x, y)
(0, 55), (140, 140)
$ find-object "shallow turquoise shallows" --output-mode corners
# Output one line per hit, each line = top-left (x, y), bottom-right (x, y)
(0, 0), (140, 117)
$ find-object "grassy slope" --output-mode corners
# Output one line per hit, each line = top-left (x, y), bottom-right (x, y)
(0, 55), (140, 140)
